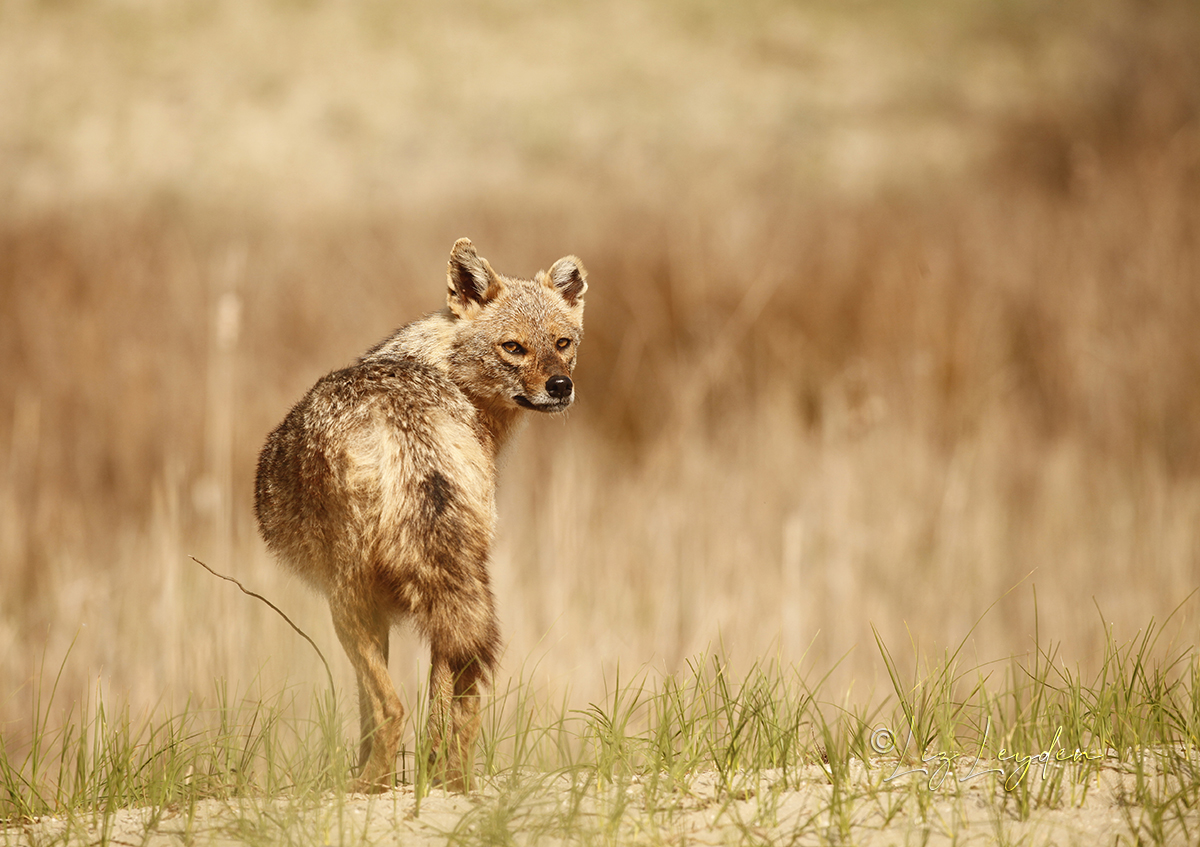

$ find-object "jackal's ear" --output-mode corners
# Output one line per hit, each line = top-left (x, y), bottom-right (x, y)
(545, 256), (587, 306)
(447, 238), (502, 317)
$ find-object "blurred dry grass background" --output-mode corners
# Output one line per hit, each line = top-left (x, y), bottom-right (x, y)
(2, 0), (1200, 750)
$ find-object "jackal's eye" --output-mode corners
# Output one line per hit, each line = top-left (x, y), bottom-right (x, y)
(501, 341), (526, 355)
(556, 338), (572, 351)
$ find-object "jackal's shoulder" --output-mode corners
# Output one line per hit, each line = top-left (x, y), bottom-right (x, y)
(359, 309), (458, 370)
(298, 353), (472, 429)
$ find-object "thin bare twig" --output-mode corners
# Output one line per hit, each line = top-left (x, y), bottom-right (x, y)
(190, 555), (335, 694)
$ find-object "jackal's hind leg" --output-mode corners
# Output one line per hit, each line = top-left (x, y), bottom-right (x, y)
(332, 602), (403, 793)
(427, 650), (487, 793)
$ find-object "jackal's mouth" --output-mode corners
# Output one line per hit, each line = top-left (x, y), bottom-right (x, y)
(513, 395), (572, 413)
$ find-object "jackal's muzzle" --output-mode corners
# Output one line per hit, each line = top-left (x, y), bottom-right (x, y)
(514, 375), (574, 411)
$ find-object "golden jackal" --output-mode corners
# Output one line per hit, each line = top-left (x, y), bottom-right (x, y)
(255, 238), (586, 792)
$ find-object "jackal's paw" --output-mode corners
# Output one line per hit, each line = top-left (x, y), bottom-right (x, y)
(428, 773), (472, 794)
(349, 772), (393, 794)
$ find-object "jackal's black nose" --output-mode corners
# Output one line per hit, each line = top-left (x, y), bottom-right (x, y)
(546, 375), (573, 400)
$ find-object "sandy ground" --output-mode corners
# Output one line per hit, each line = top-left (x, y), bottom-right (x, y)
(5, 758), (1186, 846)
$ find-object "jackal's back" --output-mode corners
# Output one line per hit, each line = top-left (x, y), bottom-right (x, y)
(254, 356), (497, 625)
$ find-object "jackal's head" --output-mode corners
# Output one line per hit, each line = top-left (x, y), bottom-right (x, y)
(445, 238), (586, 415)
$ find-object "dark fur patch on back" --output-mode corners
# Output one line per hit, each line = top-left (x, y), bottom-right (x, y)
(420, 471), (454, 520)
(418, 470), (475, 578)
